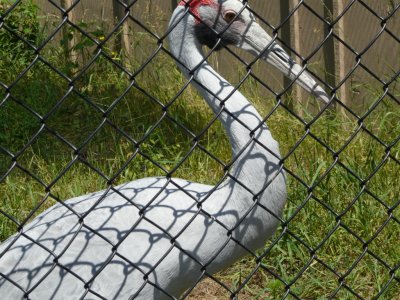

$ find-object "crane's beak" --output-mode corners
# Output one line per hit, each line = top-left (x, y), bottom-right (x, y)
(238, 22), (330, 104)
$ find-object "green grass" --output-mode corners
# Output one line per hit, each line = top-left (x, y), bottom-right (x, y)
(1, 2), (400, 299)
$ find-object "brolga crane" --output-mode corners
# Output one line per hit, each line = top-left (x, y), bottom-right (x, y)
(0, 0), (330, 299)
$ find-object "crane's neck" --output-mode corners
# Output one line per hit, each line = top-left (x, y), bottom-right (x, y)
(168, 8), (282, 196)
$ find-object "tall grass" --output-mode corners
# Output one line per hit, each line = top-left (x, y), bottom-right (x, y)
(1, 1), (399, 299)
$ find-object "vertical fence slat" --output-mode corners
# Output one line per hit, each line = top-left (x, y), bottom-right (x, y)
(113, 0), (131, 56)
(336, 0), (349, 112)
(280, 0), (293, 107)
(291, 0), (307, 114)
(323, 1), (336, 92)
(60, 0), (78, 66)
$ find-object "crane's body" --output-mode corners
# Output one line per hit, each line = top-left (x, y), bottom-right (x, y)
(0, 1), (329, 299)
(0, 174), (284, 299)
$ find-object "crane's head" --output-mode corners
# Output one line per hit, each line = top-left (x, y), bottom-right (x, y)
(173, 0), (330, 104)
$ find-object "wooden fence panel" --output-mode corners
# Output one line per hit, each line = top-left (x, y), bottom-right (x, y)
(33, 0), (399, 109)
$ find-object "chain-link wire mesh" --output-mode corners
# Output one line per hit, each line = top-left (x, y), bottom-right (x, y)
(0, 0), (399, 299)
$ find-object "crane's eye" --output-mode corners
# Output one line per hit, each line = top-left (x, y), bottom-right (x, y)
(223, 11), (237, 23)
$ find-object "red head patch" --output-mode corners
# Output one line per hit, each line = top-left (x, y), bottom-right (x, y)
(179, 0), (215, 21)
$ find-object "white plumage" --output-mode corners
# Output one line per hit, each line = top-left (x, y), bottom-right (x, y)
(0, 1), (329, 299)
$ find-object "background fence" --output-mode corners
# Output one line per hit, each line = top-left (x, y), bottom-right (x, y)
(0, 0), (399, 299)
(35, 0), (400, 111)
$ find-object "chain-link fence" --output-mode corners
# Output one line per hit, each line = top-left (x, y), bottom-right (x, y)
(0, 0), (399, 299)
